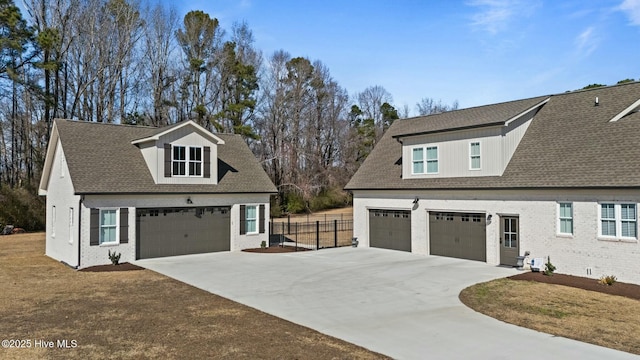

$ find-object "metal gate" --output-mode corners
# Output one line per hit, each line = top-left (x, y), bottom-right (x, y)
(369, 209), (412, 252)
(429, 212), (486, 261)
(136, 207), (230, 259)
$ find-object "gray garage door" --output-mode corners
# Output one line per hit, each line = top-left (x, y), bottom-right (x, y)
(136, 207), (231, 259)
(369, 209), (411, 252)
(429, 212), (486, 261)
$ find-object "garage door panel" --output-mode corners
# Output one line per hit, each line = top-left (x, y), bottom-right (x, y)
(429, 212), (486, 262)
(369, 210), (411, 252)
(136, 207), (230, 259)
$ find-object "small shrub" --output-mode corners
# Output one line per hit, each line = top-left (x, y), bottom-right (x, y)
(599, 275), (617, 286)
(108, 250), (121, 265)
(260, 240), (266, 249)
(543, 256), (556, 276)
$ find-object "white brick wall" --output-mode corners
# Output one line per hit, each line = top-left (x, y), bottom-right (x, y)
(353, 189), (640, 284)
(76, 193), (270, 268)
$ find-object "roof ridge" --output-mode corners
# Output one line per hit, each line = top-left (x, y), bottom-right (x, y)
(54, 118), (157, 129)
(553, 80), (640, 96)
(401, 95), (550, 121)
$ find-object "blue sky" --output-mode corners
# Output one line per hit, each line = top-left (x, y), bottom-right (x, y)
(162, 1), (637, 114)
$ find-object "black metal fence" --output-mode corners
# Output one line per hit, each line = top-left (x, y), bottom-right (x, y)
(269, 219), (353, 250)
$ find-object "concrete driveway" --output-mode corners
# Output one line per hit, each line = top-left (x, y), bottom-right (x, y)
(136, 247), (636, 360)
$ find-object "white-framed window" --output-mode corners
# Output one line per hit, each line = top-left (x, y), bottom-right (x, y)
(412, 148), (424, 174)
(426, 146), (438, 173)
(172, 145), (202, 177)
(599, 203), (637, 239)
(100, 209), (119, 245)
(558, 202), (573, 235)
(469, 142), (481, 170)
(621, 204), (637, 238)
(246, 205), (258, 234)
(412, 146), (438, 174)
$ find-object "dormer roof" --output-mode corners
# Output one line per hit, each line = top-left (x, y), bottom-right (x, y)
(131, 120), (225, 145)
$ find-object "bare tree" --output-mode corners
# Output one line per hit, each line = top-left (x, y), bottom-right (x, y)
(416, 97), (459, 116)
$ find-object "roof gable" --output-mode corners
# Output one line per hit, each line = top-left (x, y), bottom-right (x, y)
(131, 120), (225, 145)
(391, 96), (549, 139)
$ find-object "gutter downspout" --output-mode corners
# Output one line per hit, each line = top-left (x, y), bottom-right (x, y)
(77, 195), (83, 269)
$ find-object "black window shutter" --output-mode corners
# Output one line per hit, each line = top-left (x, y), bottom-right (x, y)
(120, 208), (129, 244)
(240, 205), (246, 235)
(164, 143), (172, 177)
(259, 204), (265, 234)
(203, 146), (211, 178)
(90, 209), (99, 246)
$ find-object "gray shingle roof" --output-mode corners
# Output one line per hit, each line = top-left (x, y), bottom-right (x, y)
(55, 119), (277, 194)
(345, 82), (640, 190)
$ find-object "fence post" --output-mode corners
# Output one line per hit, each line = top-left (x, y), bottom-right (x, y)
(287, 215), (290, 235)
(334, 220), (338, 248)
(295, 222), (298, 250)
(316, 221), (320, 250)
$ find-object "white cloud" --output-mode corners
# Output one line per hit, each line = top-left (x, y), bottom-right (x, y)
(467, 0), (539, 34)
(575, 27), (599, 57)
(618, 0), (640, 25)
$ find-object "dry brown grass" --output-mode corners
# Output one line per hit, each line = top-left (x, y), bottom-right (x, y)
(460, 278), (640, 355)
(0, 233), (388, 359)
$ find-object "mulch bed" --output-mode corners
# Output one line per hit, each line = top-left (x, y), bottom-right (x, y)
(509, 272), (640, 301)
(242, 245), (311, 253)
(79, 262), (145, 272)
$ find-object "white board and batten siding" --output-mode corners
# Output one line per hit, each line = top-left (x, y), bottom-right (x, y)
(402, 109), (536, 179)
(352, 189), (640, 285)
(138, 127), (219, 185)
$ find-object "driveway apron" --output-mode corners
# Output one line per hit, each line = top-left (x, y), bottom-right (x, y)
(137, 247), (637, 360)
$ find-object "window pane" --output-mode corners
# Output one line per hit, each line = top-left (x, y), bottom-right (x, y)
(101, 227), (116, 243)
(426, 160), (438, 173)
(413, 161), (424, 174)
(621, 204), (636, 220)
(426, 147), (437, 160)
(622, 221), (636, 237)
(471, 156), (480, 169)
(173, 146), (185, 160)
(560, 219), (573, 234)
(470, 142), (480, 156)
(412, 148), (423, 161)
(602, 220), (616, 236)
(190, 147), (202, 161)
(601, 204), (615, 219)
(560, 203), (572, 218)
(101, 210), (116, 226)
(189, 162), (201, 176)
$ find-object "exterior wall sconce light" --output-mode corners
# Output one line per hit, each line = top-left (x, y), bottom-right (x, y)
(412, 197), (419, 205)
(487, 214), (493, 221)
(186, 197), (193, 204)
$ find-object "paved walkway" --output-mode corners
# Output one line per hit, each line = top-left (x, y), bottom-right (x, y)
(137, 247), (637, 360)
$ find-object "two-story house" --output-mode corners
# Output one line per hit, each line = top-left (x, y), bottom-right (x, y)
(345, 81), (640, 284)
(38, 119), (277, 269)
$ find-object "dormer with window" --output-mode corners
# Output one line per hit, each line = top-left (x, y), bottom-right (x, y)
(132, 120), (225, 185)
(395, 97), (549, 179)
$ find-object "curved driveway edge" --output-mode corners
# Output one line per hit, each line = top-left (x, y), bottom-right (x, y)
(136, 247), (637, 360)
